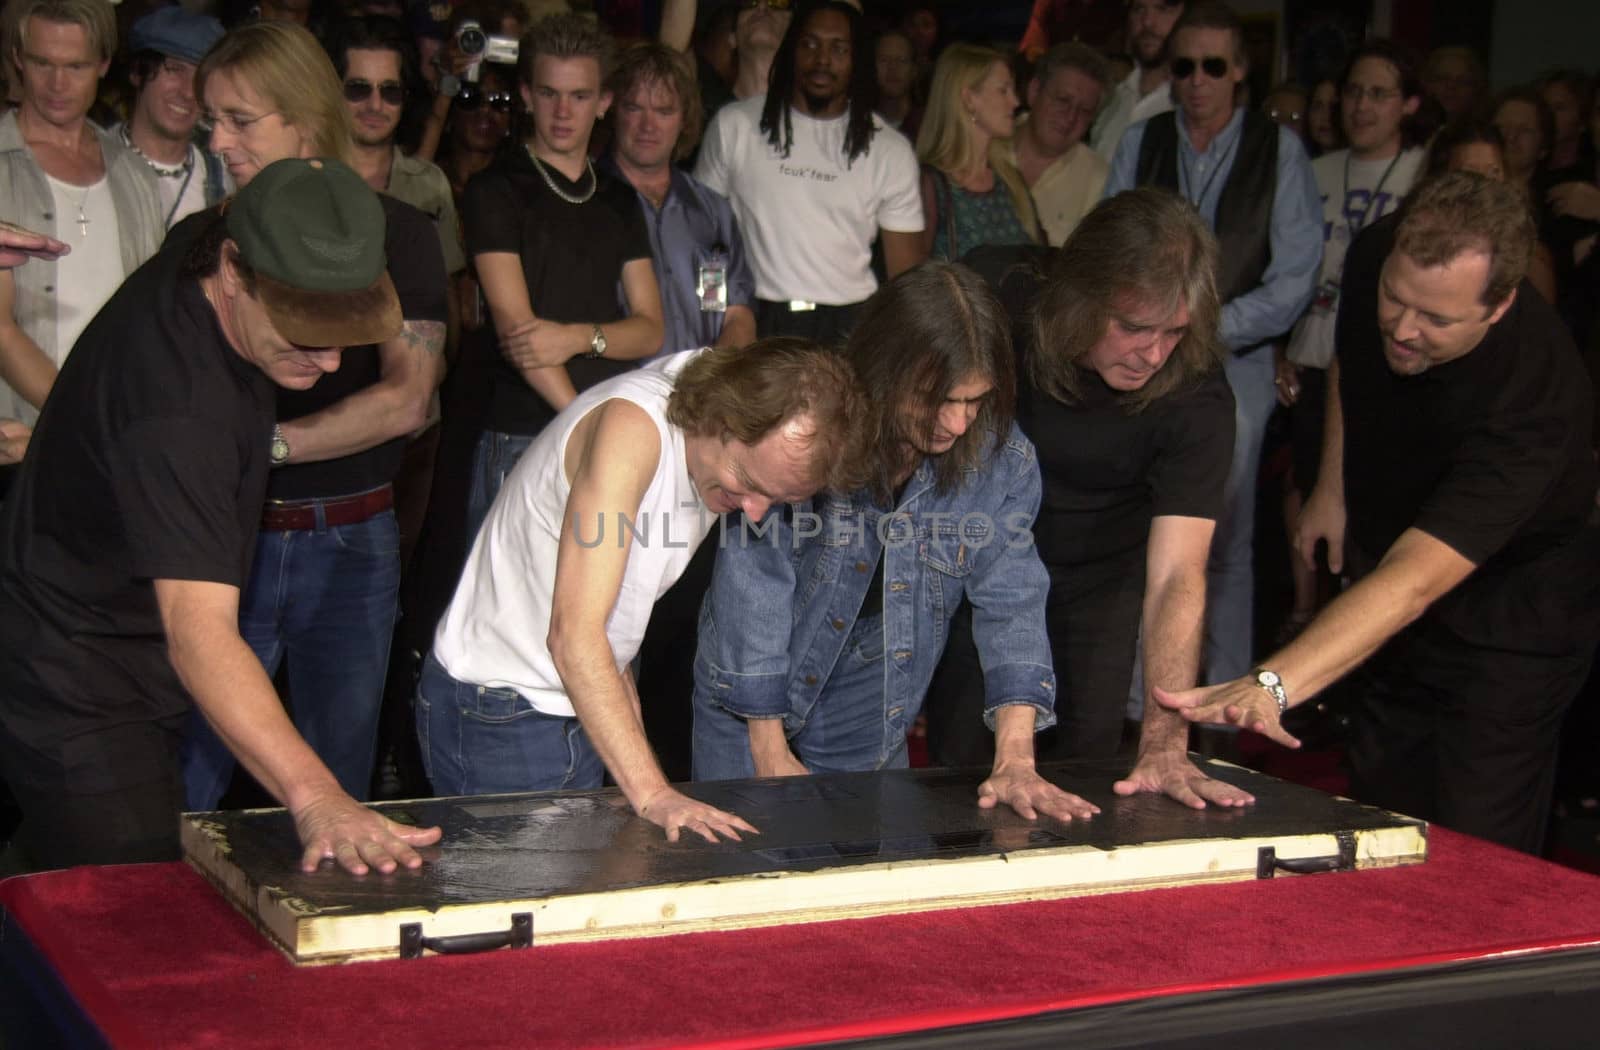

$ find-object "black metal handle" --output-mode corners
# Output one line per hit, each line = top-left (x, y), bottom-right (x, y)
(1257, 830), (1356, 879)
(398, 912), (533, 958)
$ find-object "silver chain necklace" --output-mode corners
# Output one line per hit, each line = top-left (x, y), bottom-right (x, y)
(526, 145), (596, 205)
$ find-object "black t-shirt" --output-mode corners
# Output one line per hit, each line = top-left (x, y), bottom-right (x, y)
(1339, 218), (1599, 653)
(166, 195), (449, 500)
(1021, 368), (1236, 575)
(0, 230), (276, 753)
(462, 145), (653, 435)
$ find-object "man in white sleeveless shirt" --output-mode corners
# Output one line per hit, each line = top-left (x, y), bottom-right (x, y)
(420, 340), (869, 841)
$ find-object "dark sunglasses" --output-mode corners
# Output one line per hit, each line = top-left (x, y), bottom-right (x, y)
(455, 88), (516, 113)
(739, 0), (791, 10)
(1171, 56), (1230, 80)
(343, 78), (405, 105)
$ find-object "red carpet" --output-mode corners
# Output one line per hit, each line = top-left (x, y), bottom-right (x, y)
(5, 827), (1600, 1049)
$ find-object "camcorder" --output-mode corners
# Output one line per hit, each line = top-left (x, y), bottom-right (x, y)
(457, 19), (518, 82)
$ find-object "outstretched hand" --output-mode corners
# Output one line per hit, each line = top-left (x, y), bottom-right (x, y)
(1154, 681), (1303, 750)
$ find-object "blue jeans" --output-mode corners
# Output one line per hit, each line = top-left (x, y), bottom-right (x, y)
(465, 429), (536, 547)
(415, 651), (603, 795)
(1204, 345), (1278, 684)
(180, 507), (401, 809)
(693, 615), (911, 780)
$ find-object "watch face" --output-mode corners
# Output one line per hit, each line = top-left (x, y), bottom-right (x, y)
(1258, 670), (1281, 688)
(270, 437), (290, 464)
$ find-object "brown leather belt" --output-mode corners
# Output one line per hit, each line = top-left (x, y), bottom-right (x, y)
(260, 485), (394, 531)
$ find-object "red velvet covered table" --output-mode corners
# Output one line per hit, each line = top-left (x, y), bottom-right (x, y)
(4, 826), (1600, 1049)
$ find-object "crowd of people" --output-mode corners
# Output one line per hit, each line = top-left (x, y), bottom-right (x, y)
(0, 0), (1595, 878)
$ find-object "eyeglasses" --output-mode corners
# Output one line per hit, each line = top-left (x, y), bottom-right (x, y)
(1343, 84), (1402, 105)
(200, 109), (280, 135)
(1268, 108), (1304, 124)
(455, 87), (515, 113)
(1171, 56), (1229, 80)
(344, 78), (405, 106)
(740, 0), (791, 10)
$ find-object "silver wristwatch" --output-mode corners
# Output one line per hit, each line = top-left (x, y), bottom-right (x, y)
(586, 323), (608, 359)
(1253, 668), (1289, 715)
(269, 423), (290, 466)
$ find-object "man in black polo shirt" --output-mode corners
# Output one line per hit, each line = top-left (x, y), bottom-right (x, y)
(1161, 173), (1600, 853)
(0, 158), (442, 872)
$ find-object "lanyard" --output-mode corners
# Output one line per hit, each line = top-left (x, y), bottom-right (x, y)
(1343, 150), (1402, 238)
(162, 156), (196, 230)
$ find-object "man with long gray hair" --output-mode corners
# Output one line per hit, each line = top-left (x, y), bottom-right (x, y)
(926, 189), (1253, 810)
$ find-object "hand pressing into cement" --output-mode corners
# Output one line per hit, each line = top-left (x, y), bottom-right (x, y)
(294, 792), (443, 875)
(639, 785), (760, 844)
(978, 761), (1100, 822)
(1114, 746), (1257, 810)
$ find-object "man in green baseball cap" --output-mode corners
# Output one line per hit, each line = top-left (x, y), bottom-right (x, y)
(0, 156), (440, 876)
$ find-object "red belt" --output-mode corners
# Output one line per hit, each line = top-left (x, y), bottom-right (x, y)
(260, 485), (394, 531)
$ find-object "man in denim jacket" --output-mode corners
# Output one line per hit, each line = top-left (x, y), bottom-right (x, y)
(692, 262), (1098, 821)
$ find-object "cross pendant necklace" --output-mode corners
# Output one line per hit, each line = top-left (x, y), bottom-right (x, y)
(66, 185), (91, 238)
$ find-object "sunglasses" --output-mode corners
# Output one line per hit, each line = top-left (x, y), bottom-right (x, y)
(455, 88), (516, 113)
(343, 78), (405, 105)
(1171, 56), (1230, 80)
(739, 0), (791, 10)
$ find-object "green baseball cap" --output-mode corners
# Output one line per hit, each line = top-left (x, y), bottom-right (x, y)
(226, 157), (402, 348)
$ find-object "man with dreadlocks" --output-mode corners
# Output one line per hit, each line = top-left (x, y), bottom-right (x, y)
(694, 0), (924, 342)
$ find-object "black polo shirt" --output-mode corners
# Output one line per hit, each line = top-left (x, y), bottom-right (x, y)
(462, 144), (652, 436)
(0, 227), (276, 779)
(1339, 218), (1599, 654)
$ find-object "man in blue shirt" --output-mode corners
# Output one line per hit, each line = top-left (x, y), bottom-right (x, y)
(1103, 0), (1321, 695)
(605, 41), (755, 355)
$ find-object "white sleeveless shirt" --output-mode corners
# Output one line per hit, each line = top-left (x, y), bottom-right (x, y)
(433, 350), (714, 716)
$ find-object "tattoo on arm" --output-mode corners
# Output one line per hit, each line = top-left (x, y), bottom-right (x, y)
(402, 320), (446, 357)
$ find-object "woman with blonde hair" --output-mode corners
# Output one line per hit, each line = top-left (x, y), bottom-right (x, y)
(915, 43), (1039, 259)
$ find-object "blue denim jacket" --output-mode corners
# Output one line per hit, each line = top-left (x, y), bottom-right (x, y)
(696, 424), (1057, 730)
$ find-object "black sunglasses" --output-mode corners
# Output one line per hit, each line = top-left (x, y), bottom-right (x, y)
(343, 78), (405, 105)
(455, 88), (515, 113)
(1170, 56), (1230, 80)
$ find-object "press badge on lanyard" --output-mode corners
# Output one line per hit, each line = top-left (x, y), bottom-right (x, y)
(697, 245), (728, 313)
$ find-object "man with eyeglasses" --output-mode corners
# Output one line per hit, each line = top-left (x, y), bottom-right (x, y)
(1013, 42), (1111, 245)
(1104, 0), (1320, 726)
(1089, 0), (1182, 162)
(174, 21), (448, 811)
(0, 0), (162, 428)
(114, 8), (232, 231)
(1282, 41), (1424, 558)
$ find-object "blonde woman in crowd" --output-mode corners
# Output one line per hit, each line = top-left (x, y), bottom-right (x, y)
(916, 43), (1039, 261)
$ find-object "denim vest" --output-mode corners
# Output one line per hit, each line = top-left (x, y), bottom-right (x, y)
(696, 423), (1057, 730)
